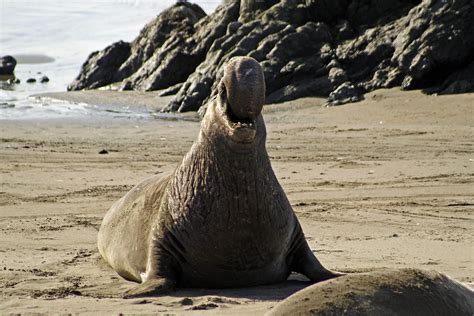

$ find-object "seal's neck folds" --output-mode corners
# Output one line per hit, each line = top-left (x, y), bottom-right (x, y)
(167, 114), (273, 218)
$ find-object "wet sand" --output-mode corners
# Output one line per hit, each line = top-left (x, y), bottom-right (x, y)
(0, 89), (473, 314)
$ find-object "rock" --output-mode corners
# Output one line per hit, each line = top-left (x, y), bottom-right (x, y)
(70, 0), (474, 112)
(26, 78), (36, 83)
(14, 78), (20, 84)
(179, 298), (194, 306)
(0, 56), (17, 75)
(239, 0), (279, 22)
(98, 149), (109, 154)
(0, 103), (15, 109)
(437, 60), (474, 95)
(267, 76), (332, 104)
(40, 75), (49, 83)
(191, 303), (218, 310)
(119, 2), (207, 91)
(159, 82), (183, 96)
(68, 2), (206, 92)
(393, 0), (474, 91)
(68, 41), (130, 90)
(328, 67), (348, 88)
(328, 82), (363, 105)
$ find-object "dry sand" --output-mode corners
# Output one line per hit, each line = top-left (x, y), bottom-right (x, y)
(0, 88), (473, 314)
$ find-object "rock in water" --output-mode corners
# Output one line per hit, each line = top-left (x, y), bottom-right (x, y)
(40, 75), (49, 83)
(70, 0), (474, 110)
(267, 269), (474, 316)
(0, 56), (17, 75)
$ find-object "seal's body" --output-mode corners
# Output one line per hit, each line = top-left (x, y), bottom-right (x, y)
(98, 57), (338, 298)
(267, 269), (474, 316)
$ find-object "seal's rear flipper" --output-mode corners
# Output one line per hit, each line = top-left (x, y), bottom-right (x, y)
(122, 277), (175, 298)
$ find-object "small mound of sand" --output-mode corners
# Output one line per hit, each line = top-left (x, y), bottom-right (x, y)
(268, 269), (474, 316)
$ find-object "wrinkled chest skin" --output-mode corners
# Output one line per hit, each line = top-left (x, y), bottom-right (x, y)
(156, 114), (297, 288)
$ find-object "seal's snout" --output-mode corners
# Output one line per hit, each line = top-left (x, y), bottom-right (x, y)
(223, 56), (265, 121)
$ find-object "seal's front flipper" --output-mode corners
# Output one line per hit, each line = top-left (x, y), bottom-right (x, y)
(291, 242), (341, 282)
(123, 277), (174, 298)
(289, 227), (343, 282)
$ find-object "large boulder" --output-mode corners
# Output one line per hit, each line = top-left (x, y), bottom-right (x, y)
(68, 41), (130, 90)
(68, 2), (207, 91)
(70, 0), (474, 110)
(393, 0), (474, 91)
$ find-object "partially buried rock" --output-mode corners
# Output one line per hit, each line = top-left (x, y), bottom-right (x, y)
(98, 149), (109, 154)
(0, 56), (17, 75)
(40, 75), (49, 83)
(26, 78), (36, 83)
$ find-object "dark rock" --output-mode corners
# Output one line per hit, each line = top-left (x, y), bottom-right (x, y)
(0, 103), (15, 109)
(70, 0), (474, 112)
(179, 298), (194, 306)
(305, 0), (420, 26)
(14, 78), (20, 84)
(394, 0), (474, 91)
(68, 2), (206, 92)
(191, 303), (218, 310)
(267, 76), (332, 104)
(98, 149), (109, 154)
(119, 2), (207, 91)
(328, 67), (348, 88)
(437, 60), (474, 94)
(68, 41), (130, 90)
(40, 75), (49, 83)
(239, 0), (279, 22)
(0, 56), (17, 75)
(26, 78), (36, 83)
(328, 82), (363, 105)
(159, 82), (183, 96)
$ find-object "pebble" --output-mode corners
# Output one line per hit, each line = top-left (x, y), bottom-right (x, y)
(180, 298), (193, 306)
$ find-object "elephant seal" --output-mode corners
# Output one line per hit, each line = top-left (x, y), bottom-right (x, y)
(267, 268), (474, 316)
(97, 56), (339, 298)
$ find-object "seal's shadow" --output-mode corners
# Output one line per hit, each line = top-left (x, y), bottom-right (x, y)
(172, 273), (312, 301)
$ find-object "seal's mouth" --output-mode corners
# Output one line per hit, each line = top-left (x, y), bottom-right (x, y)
(224, 101), (256, 131)
(219, 101), (257, 144)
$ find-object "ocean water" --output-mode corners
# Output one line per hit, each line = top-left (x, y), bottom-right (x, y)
(0, 0), (220, 119)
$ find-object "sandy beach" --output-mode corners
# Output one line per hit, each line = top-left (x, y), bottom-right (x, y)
(0, 88), (473, 314)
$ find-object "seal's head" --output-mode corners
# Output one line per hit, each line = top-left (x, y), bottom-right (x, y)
(203, 56), (266, 146)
